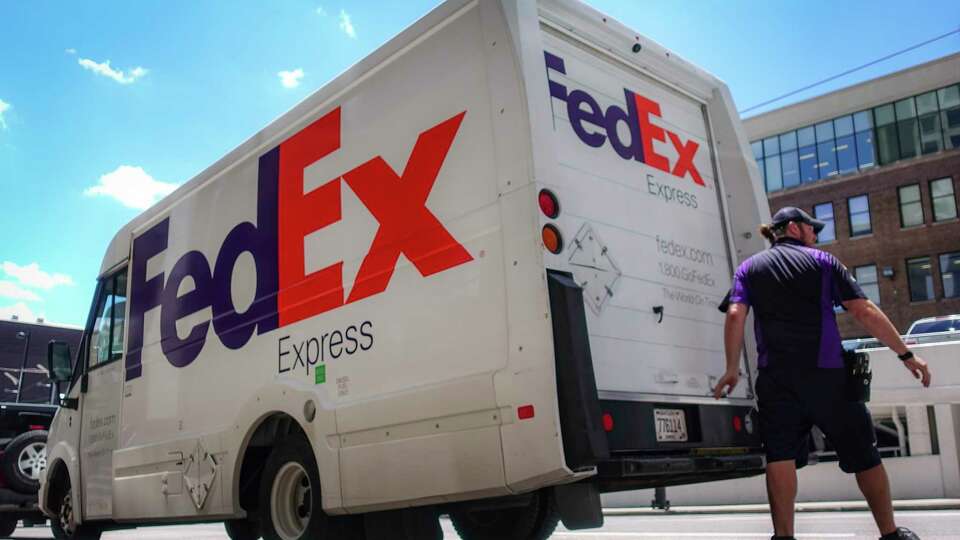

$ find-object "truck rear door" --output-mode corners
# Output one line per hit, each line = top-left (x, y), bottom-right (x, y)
(538, 25), (749, 403)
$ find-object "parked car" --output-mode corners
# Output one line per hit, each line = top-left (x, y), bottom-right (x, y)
(904, 314), (960, 345)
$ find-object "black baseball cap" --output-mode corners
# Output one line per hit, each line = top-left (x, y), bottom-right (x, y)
(771, 206), (825, 233)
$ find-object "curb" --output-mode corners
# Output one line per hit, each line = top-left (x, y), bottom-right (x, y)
(603, 499), (960, 516)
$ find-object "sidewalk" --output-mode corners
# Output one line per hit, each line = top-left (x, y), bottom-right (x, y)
(603, 498), (960, 515)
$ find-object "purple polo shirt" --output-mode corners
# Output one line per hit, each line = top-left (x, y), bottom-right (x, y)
(728, 238), (866, 371)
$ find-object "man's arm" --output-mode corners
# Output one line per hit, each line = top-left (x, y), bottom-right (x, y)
(842, 298), (931, 387)
(714, 302), (748, 399)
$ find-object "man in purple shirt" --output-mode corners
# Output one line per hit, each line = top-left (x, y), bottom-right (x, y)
(715, 207), (931, 540)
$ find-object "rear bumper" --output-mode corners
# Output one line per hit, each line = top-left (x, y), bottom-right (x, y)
(597, 452), (766, 493)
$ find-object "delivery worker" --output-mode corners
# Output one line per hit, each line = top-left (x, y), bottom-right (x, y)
(714, 206), (931, 540)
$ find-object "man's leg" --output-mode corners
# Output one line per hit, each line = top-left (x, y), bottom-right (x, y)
(766, 459), (797, 537)
(856, 463), (896, 536)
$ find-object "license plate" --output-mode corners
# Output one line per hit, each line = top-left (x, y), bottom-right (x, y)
(654, 409), (688, 442)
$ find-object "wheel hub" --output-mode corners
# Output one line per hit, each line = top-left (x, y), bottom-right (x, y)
(270, 462), (311, 540)
(18, 442), (47, 480)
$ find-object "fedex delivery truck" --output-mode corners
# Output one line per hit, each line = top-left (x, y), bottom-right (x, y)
(40, 0), (771, 538)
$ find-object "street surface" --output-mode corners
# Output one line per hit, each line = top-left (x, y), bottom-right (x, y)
(6, 510), (959, 539)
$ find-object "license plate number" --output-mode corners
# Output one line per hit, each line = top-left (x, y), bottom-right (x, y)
(654, 409), (688, 442)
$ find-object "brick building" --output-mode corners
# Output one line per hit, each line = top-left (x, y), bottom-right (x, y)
(743, 53), (960, 338)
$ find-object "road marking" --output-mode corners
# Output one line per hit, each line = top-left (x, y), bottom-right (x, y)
(554, 533), (854, 538)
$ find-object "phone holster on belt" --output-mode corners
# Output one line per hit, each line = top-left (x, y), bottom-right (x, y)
(842, 349), (872, 403)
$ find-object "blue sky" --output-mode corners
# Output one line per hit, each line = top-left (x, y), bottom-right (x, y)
(1, 0), (957, 326)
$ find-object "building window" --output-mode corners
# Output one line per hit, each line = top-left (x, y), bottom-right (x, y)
(941, 252), (960, 299)
(848, 195), (871, 237)
(855, 265), (880, 305)
(833, 116), (858, 175)
(895, 97), (921, 159)
(813, 202), (835, 243)
(874, 104), (899, 165)
(917, 91), (944, 154)
(853, 110), (876, 169)
(765, 154), (782, 192)
(815, 120), (838, 178)
(751, 140), (763, 161)
(897, 184), (923, 228)
(930, 177), (957, 222)
(939, 84), (960, 150)
(798, 126), (818, 183)
(906, 257), (935, 302)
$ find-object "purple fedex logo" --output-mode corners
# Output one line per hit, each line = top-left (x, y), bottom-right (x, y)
(544, 51), (705, 186)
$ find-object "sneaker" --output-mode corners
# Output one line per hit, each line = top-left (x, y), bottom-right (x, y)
(879, 527), (920, 540)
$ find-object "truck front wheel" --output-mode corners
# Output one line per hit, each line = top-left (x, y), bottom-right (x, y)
(50, 480), (101, 540)
(449, 490), (559, 540)
(259, 437), (334, 540)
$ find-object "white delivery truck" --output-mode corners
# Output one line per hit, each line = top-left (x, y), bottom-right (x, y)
(40, 0), (771, 538)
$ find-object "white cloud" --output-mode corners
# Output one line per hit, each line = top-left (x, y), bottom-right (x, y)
(65, 48), (77, 55)
(78, 58), (148, 85)
(278, 68), (305, 89)
(0, 99), (10, 130)
(1, 262), (74, 290)
(0, 281), (41, 302)
(0, 302), (41, 322)
(84, 165), (178, 209)
(339, 9), (356, 39)
(316, 6), (327, 16)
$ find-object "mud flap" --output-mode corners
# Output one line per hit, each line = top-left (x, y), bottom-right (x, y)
(547, 270), (610, 470)
(554, 481), (604, 530)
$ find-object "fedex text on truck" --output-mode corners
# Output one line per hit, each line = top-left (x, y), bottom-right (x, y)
(124, 108), (473, 380)
(544, 51), (705, 186)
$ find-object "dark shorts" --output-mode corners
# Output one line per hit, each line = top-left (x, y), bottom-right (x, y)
(755, 368), (881, 474)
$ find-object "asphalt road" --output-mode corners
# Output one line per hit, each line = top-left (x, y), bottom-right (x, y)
(7, 510), (958, 539)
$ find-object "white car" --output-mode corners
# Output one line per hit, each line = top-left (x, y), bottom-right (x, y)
(904, 314), (960, 345)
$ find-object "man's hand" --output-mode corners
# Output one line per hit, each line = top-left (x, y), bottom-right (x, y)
(713, 370), (739, 399)
(903, 355), (931, 387)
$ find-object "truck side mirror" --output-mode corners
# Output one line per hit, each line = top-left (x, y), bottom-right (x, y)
(47, 341), (73, 383)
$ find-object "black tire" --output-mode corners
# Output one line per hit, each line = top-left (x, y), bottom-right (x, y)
(0, 517), (16, 537)
(259, 436), (334, 540)
(1, 430), (48, 494)
(449, 490), (560, 540)
(49, 479), (102, 540)
(225, 518), (261, 540)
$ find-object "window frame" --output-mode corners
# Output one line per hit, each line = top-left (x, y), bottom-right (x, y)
(847, 194), (872, 237)
(813, 201), (836, 244)
(930, 177), (958, 223)
(906, 256), (935, 303)
(854, 264), (881, 306)
(897, 183), (924, 229)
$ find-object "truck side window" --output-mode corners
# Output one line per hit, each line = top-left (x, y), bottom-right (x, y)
(88, 269), (129, 368)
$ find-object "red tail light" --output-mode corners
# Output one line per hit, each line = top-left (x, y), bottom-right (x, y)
(732, 415), (743, 433)
(538, 189), (560, 218)
(518, 404), (535, 420)
(602, 413), (614, 432)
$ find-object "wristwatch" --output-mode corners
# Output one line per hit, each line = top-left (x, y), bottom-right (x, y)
(897, 350), (914, 361)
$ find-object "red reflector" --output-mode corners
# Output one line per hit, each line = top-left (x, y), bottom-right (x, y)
(538, 189), (560, 219)
(518, 404), (535, 420)
(28, 425), (44, 431)
(602, 413), (614, 432)
(732, 415), (743, 432)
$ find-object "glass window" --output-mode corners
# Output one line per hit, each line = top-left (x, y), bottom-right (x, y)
(751, 140), (763, 160)
(764, 154), (783, 192)
(941, 251), (960, 299)
(817, 140), (838, 178)
(781, 150), (800, 188)
(896, 97), (920, 159)
(763, 135), (780, 157)
(834, 115), (854, 138)
(815, 121), (834, 143)
(814, 202), (835, 243)
(906, 256), (935, 302)
(799, 145), (818, 182)
(931, 177), (957, 221)
(898, 184), (923, 228)
(919, 112), (943, 155)
(779, 131), (798, 152)
(855, 265), (880, 305)
(87, 270), (128, 368)
(939, 84), (960, 150)
(875, 104), (899, 165)
(853, 110), (873, 132)
(917, 91), (939, 115)
(797, 126), (816, 147)
(835, 135), (857, 175)
(848, 195), (871, 236)
(855, 129), (876, 168)
(756, 157), (765, 188)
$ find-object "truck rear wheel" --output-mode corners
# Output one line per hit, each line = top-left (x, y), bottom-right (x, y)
(259, 437), (334, 540)
(449, 490), (559, 540)
(1, 430), (47, 494)
(224, 518), (261, 540)
(0, 516), (17, 537)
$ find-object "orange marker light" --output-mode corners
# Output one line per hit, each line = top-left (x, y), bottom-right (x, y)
(542, 225), (563, 254)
